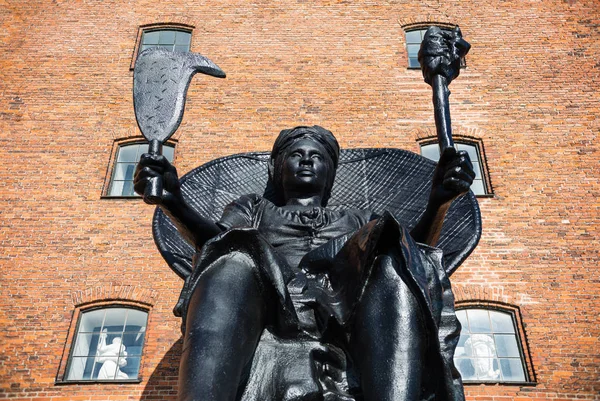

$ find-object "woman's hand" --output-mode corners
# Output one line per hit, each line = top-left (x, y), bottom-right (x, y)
(411, 146), (475, 246)
(134, 153), (182, 206)
(429, 147), (476, 208)
(134, 152), (222, 248)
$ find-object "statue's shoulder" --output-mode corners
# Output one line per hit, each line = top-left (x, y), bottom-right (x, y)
(218, 194), (266, 230)
(335, 207), (375, 226)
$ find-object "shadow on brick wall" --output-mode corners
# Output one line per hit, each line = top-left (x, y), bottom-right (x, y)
(141, 338), (183, 400)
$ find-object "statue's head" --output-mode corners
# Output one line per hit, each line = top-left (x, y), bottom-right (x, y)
(269, 126), (339, 206)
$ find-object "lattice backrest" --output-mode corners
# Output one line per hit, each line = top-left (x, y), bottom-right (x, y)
(153, 148), (481, 279)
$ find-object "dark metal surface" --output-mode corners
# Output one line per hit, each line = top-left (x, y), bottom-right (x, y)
(133, 48), (225, 143)
(133, 27), (478, 401)
(133, 48), (225, 203)
(419, 26), (471, 151)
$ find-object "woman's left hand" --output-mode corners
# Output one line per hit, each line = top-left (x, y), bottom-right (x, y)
(429, 147), (476, 208)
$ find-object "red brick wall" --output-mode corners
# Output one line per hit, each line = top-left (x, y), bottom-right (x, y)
(1, 1), (598, 400)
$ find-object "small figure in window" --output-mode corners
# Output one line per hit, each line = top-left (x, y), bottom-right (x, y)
(465, 334), (501, 380)
(96, 329), (129, 380)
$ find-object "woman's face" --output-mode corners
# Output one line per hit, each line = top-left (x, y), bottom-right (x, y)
(280, 138), (331, 198)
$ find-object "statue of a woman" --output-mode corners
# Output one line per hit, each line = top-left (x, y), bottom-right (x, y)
(135, 123), (474, 400)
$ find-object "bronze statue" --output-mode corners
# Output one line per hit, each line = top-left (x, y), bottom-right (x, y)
(134, 27), (474, 401)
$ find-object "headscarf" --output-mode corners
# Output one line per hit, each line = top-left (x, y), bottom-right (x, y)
(267, 125), (340, 206)
(270, 125), (340, 169)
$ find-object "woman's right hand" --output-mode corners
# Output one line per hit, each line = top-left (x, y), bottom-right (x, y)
(134, 153), (182, 206)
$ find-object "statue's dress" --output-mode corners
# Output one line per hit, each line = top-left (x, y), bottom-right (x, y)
(179, 194), (465, 401)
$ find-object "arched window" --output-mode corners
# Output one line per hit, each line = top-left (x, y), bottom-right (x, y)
(139, 29), (191, 54)
(454, 308), (530, 383)
(107, 142), (174, 197)
(130, 24), (194, 69)
(420, 141), (491, 195)
(65, 307), (148, 381)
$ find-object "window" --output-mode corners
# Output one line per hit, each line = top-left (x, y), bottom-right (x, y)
(420, 142), (490, 195)
(107, 143), (174, 197)
(66, 307), (148, 381)
(139, 29), (191, 54)
(405, 27), (466, 69)
(454, 308), (528, 383)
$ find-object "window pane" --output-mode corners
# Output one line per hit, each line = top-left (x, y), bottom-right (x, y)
(405, 30), (423, 44)
(122, 332), (145, 356)
(420, 144), (440, 162)
(103, 309), (127, 331)
(123, 164), (136, 181)
(470, 179), (485, 196)
(159, 30), (176, 45)
(455, 334), (471, 357)
(121, 181), (135, 196)
(455, 358), (476, 380)
(97, 353), (129, 380)
(142, 31), (160, 45)
(468, 333), (496, 357)
(118, 145), (140, 163)
(126, 309), (148, 328)
(407, 44), (421, 58)
(408, 57), (420, 68)
(79, 309), (105, 332)
(499, 358), (526, 381)
(467, 309), (492, 333)
(120, 356), (141, 379)
(470, 161), (482, 179)
(113, 162), (133, 181)
(163, 145), (175, 161)
(491, 311), (515, 333)
(109, 180), (124, 196)
(456, 309), (468, 332)
(420, 141), (488, 195)
(475, 358), (500, 380)
(175, 31), (191, 46)
(456, 143), (480, 162)
(495, 334), (520, 358)
(139, 143), (149, 154)
(72, 333), (100, 356)
(67, 356), (98, 380)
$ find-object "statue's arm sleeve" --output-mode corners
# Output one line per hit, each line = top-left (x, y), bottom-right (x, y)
(216, 194), (261, 230)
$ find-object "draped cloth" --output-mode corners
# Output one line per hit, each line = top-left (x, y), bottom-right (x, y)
(177, 195), (465, 401)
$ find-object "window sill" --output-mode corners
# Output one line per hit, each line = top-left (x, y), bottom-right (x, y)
(463, 380), (536, 386)
(100, 195), (142, 200)
(56, 378), (143, 385)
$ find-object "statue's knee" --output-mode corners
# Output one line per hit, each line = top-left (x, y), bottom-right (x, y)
(200, 251), (259, 286)
(367, 255), (422, 312)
